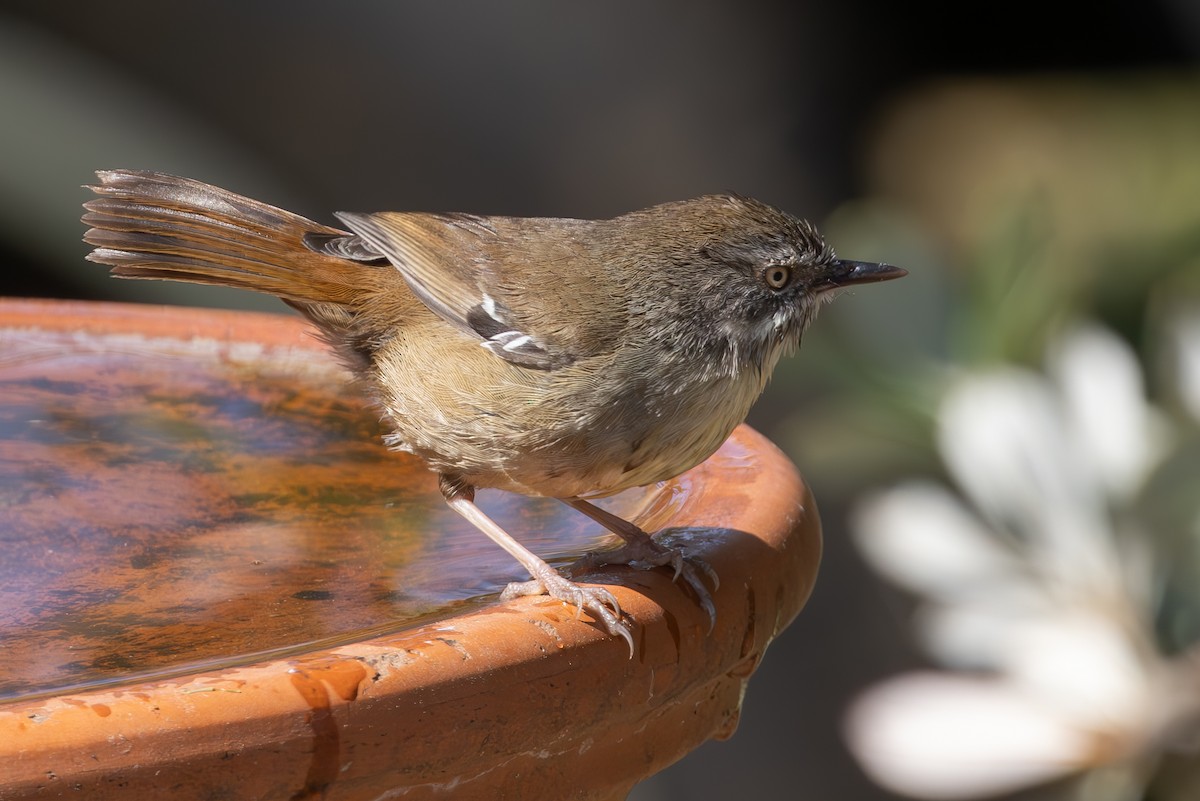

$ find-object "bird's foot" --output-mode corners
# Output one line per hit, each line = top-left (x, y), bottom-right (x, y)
(571, 536), (719, 631)
(501, 563), (633, 656)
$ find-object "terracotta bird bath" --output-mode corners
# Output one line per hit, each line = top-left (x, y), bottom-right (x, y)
(0, 298), (821, 800)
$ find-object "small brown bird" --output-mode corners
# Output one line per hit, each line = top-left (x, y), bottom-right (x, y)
(82, 170), (905, 652)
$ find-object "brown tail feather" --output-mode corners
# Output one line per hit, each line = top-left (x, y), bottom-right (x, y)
(82, 170), (365, 306)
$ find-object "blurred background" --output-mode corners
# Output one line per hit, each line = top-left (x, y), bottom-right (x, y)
(3, 2), (1200, 799)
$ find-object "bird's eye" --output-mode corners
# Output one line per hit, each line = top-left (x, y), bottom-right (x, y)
(763, 264), (792, 290)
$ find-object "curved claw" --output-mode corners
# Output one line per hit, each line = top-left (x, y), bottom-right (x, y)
(558, 498), (719, 637)
(502, 574), (634, 657)
(673, 560), (718, 633)
(689, 556), (720, 591)
(442, 487), (635, 654)
(570, 539), (720, 633)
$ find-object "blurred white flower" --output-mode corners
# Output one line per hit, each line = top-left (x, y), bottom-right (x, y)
(846, 673), (1108, 800)
(846, 321), (1200, 800)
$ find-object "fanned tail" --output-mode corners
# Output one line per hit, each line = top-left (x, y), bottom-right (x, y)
(82, 170), (365, 306)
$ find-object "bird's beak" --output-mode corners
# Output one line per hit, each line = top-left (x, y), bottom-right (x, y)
(819, 259), (908, 290)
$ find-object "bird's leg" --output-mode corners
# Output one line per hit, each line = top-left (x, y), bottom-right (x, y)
(562, 497), (718, 629)
(439, 475), (633, 653)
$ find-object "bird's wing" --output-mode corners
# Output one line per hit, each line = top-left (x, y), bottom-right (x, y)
(334, 210), (623, 370)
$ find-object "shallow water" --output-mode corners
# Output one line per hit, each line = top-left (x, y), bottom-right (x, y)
(0, 323), (681, 701)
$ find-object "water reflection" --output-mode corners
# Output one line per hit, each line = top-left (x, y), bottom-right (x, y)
(0, 326), (669, 701)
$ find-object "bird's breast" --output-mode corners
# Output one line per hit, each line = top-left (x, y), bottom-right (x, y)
(373, 331), (777, 499)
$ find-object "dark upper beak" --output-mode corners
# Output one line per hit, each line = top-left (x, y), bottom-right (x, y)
(819, 259), (908, 290)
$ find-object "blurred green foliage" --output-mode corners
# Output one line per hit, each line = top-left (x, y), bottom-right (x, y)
(775, 73), (1200, 801)
(763, 73), (1200, 508)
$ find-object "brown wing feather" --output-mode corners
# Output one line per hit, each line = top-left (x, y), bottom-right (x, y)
(334, 210), (626, 368)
